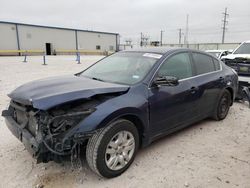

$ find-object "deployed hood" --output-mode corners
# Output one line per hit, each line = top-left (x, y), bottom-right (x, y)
(222, 54), (250, 60)
(8, 75), (129, 110)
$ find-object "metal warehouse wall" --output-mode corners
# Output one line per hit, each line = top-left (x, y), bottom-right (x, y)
(0, 22), (118, 54)
(18, 25), (76, 52)
(0, 23), (18, 50)
(77, 31), (117, 51)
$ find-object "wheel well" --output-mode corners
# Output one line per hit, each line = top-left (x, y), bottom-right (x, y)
(225, 87), (234, 105)
(120, 115), (144, 147)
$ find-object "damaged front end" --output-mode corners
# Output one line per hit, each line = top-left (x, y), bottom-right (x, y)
(2, 99), (100, 163)
(223, 57), (250, 76)
(222, 57), (250, 107)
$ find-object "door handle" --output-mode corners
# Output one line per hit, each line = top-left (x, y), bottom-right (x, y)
(219, 76), (224, 81)
(190, 86), (198, 94)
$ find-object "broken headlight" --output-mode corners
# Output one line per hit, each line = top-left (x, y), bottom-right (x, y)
(49, 108), (95, 134)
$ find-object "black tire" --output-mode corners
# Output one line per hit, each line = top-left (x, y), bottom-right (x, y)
(86, 119), (139, 178)
(213, 90), (232, 121)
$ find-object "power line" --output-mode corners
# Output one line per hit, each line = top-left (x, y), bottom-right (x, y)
(222, 7), (229, 43)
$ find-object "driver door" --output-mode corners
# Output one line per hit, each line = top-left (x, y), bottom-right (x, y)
(148, 52), (199, 136)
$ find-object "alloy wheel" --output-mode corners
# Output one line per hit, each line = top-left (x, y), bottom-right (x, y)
(105, 131), (135, 171)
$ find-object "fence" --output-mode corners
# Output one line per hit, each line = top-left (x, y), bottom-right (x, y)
(0, 49), (114, 65)
(55, 49), (114, 64)
(55, 49), (115, 56)
(0, 50), (44, 56)
(162, 43), (241, 51)
(0, 50), (47, 64)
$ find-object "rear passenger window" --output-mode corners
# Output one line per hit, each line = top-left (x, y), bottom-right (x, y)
(158, 52), (193, 79)
(213, 59), (221, 71)
(192, 53), (215, 75)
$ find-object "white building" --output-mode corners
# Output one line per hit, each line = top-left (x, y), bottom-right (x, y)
(0, 21), (119, 55)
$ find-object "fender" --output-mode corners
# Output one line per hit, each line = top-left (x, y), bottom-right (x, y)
(61, 90), (149, 141)
(62, 107), (149, 141)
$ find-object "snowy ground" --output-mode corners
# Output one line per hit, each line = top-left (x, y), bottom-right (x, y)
(0, 55), (249, 188)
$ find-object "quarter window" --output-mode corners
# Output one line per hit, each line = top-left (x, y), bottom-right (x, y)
(158, 53), (193, 79)
(213, 59), (221, 71)
(192, 53), (215, 75)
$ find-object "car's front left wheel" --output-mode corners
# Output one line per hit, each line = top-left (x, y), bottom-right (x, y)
(86, 119), (139, 178)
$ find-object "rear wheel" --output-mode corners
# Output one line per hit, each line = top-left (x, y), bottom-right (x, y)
(213, 90), (232, 120)
(86, 119), (139, 178)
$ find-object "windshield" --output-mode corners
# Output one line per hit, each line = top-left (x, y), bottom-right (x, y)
(207, 52), (220, 58)
(234, 43), (250, 54)
(80, 52), (161, 85)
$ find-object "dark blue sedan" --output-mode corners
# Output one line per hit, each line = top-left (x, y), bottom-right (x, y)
(2, 48), (238, 178)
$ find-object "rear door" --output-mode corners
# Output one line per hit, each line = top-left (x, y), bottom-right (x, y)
(148, 52), (200, 135)
(191, 52), (225, 117)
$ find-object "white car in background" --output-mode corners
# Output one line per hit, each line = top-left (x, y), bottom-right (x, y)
(221, 41), (250, 105)
(221, 41), (250, 76)
(205, 50), (231, 59)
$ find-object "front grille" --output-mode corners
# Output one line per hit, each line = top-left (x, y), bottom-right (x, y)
(10, 100), (38, 136)
(15, 110), (28, 125)
(224, 59), (250, 75)
(28, 115), (38, 136)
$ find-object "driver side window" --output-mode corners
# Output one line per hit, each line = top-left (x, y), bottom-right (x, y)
(158, 52), (193, 80)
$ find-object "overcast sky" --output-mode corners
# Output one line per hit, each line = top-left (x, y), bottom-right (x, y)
(0, 0), (249, 45)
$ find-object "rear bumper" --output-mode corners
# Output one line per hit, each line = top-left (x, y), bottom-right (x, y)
(3, 112), (40, 157)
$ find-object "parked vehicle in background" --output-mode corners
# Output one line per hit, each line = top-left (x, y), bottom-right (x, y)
(2, 48), (238, 178)
(221, 41), (250, 106)
(205, 50), (230, 59)
(221, 41), (250, 76)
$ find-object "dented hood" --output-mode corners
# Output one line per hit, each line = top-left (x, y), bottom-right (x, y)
(8, 75), (129, 110)
(222, 54), (250, 60)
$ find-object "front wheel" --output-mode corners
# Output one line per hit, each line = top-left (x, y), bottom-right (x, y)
(213, 90), (232, 120)
(86, 119), (139, 178)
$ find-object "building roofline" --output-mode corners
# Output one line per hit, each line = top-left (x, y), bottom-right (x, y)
(0, 21), (119, 36)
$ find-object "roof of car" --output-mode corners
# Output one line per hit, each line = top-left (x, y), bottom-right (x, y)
(205, 50), (226, 53)
(123, 47), (183, 54)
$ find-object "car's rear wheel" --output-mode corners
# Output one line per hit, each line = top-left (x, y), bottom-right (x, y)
(213, 90), (232, 120)
(86, 119), (139, 178)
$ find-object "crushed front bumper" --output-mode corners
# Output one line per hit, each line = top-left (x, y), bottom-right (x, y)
(2, 109), (52, 163)
(2, 110), (40, 157)
(2, 107), (94, 163)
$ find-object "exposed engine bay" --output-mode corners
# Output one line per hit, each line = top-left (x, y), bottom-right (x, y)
(3, 94), (119, 163)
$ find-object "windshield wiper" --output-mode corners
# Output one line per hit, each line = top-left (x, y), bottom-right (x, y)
(91, 77), (105, 82)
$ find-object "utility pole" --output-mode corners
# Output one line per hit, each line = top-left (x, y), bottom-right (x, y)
(125, 39), (132, 45)
(178, 28), (182, 45)
(160, 30), (164, 46)
(222, 7), (229, 44)
(140, 32), (143, 47)
(184, 14), (189, 45)
(140, 33), (149, 47)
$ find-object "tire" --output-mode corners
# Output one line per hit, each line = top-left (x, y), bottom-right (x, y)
(86, 119), (139, 178)
(213, 90), (232, 121)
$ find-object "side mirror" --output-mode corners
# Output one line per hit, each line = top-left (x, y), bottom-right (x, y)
(221, 52), (226, 57)
(153, 76), (179, 87)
